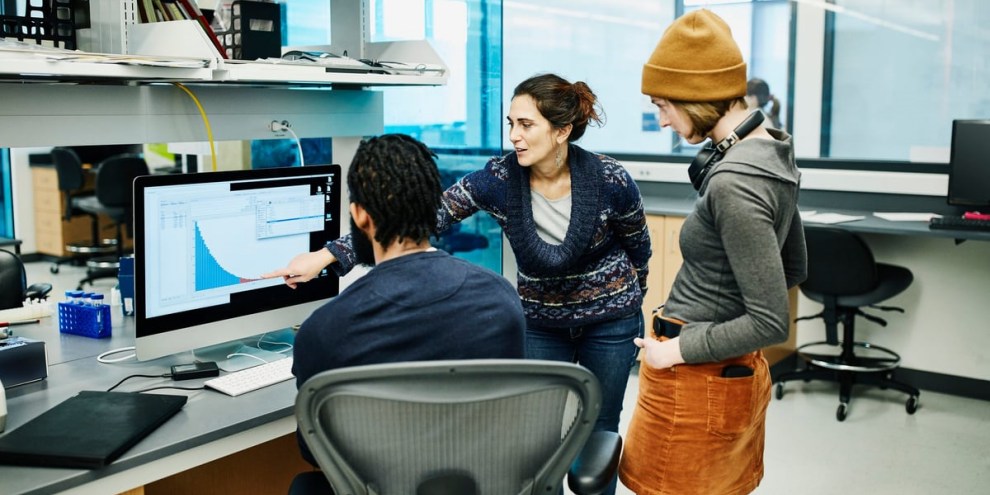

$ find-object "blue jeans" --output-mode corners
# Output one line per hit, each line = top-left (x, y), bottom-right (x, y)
(527, 312), (642, 495)
(526, 311), (643, 433)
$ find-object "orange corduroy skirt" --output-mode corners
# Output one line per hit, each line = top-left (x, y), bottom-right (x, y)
(619, 348), (771, 495)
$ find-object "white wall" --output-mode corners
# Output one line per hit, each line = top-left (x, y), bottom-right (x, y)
(10, 147), (47, 255)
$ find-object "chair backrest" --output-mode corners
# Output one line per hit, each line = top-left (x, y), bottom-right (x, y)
(51, 147), (86, 192)
(51, 147), (89, 221)
(0, 249), (27, 311)
(802, 227), (879, 297)
(94, 154), (150, 208)
(296, 359), (601, 495)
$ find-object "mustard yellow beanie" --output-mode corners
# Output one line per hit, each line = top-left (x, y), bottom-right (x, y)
(642, 9), (746, 101)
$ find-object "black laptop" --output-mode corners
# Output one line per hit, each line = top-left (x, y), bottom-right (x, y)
(0, 391), (187, 469)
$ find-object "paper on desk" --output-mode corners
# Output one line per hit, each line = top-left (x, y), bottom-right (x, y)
(873, 212), (939, 222)
(801, 212), (865, 224)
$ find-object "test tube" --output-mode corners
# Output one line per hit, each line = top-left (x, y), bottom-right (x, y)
(91, 293), (105, 307)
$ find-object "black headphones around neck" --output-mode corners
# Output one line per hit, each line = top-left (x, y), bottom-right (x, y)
(687, 111), (765, 191)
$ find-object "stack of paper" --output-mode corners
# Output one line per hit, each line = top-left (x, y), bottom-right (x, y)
(801, 212), (865, 224)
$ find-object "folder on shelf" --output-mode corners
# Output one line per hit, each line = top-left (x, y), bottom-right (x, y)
(0, 391), (187, 469)
(176, 0), (228, 59)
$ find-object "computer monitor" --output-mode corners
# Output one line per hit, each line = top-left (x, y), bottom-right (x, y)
(133, 165), (341, 362)
(948, 119), (990, 208)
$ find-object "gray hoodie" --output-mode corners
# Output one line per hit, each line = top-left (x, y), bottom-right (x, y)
(666, 128), (807, 363)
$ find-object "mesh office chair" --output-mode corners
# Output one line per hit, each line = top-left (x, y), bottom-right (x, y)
(774, 227), (920, 421)
(73, 154), (149, 289)
(0, 249), (52, 311)
(290, 359), (622, 495)
(49, 147), (116, 274)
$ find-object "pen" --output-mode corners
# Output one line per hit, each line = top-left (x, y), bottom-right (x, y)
(0, 319), (41, 327)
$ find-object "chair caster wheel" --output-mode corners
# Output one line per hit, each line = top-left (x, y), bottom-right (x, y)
(774, 383), (784, 400)
(836, 403), (848, 422)
(906, 396), (919, 414)
(50, 265), (59, 274)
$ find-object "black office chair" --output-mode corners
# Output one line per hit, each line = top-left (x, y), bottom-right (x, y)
(74, 154), (149, 289)
(774, 227), (920, 421)
(0, 249), (52, 311)
(290, 359), (622, 495)
(49, 147), (116, 274)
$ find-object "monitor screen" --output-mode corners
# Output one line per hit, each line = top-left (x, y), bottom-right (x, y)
(948, 119), (990, 207)
(134, 165), (341, 361)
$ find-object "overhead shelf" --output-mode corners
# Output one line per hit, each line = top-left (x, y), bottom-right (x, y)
(0, 22), (448, 88)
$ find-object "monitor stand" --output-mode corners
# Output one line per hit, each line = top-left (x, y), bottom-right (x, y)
(192, 328), (296, 372)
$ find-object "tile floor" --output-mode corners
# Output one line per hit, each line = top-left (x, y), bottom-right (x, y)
(23, 260), (990, 495)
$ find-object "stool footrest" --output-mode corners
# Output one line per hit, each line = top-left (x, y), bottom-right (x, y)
(797, 341), (901, 372)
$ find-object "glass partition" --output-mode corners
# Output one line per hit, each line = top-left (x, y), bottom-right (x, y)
(824, 0), (990, 162)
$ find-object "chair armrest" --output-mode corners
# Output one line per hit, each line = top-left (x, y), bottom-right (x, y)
(567, 430), (622, 495)
(25, 283), (52, 302)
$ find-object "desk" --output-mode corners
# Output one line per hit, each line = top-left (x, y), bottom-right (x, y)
(0, 237), (22, 254)
(641, 194), (990, 242)
(0, 314), (306, 495)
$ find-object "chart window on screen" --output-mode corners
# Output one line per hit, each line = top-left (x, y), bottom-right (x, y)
(134, 165), (341, 365)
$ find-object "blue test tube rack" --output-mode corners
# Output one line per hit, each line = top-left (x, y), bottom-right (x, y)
(58, 302), (112, 339)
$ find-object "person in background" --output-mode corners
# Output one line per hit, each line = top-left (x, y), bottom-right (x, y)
(284, 134), (526, 467)
(619, 10), (806, 495)
(267, 74), (652, 494)
(746, 77), (783, 129)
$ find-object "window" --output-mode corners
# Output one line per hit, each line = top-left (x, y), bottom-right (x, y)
(504, 0), (792, 158)
(280, 0), (504, 274)
(824, 0), (990, 162)
(373, 0), (504, 272)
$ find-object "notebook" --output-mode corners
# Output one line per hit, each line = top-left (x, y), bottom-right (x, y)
(0, 391), (187, 469)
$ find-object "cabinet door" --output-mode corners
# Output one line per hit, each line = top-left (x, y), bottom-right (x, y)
(661, 216), (685, 301)
(641, 215), (666, 332)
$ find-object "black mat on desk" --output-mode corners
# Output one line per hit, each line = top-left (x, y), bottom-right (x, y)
(0, 391), (187, 469)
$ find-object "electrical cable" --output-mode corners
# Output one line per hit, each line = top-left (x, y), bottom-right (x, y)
(284, 125), (305, 166)
(106, 373), (170, 392)
(172, 82), (218, 172)
(257, 334), (293, 353)
(226, 352), (271, 365)
(134, 385), (206, 393)
(97, 346), (137, 363)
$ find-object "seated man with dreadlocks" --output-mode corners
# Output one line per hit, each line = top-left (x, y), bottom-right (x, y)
(269, 134), (526, 466)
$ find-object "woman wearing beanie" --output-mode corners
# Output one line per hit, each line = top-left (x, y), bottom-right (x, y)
(618, 9), (806, 495)
(268, 74), (652, 489)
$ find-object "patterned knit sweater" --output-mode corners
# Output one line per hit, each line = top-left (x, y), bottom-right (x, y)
(326, 144), (652, 327)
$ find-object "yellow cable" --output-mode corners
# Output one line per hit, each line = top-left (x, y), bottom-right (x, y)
(172, 82), (218, 172)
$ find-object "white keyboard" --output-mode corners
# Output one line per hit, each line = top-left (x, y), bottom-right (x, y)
(204, 356), (295, 397)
